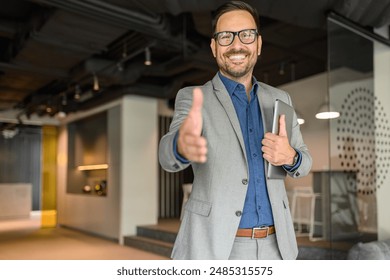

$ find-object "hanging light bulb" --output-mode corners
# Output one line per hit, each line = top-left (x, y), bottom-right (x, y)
(57, 92), (67, 119)
(296, 110), (305, 125)
(61, 93), (67, 106)
(144, 47), (152, 66)
(278, 61), (285, 75)
(315, 96), (340, 119)
(93, 73), (100, 91)
(290, 62), (296, 81)
(56, 111), (67, 119)
(74, 85), (81, 100)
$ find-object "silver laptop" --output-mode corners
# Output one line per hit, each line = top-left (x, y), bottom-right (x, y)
(267, 99), (294, 179)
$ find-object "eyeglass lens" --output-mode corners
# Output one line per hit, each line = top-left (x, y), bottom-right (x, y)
(215, 29), (257, 46)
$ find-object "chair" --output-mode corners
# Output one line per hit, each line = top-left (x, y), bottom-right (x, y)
(290, 186), (323, 241)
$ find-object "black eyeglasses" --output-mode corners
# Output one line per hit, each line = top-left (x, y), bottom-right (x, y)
(213, 29), (258, 46)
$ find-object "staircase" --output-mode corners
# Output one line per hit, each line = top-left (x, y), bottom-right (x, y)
(123, 219), (350, 259)
(123, 222), (178, 258)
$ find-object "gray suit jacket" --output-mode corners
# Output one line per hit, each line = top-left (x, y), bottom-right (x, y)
(159, 74), (312, 259)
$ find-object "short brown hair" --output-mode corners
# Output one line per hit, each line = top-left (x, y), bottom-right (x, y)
(211, 1), (260, 35)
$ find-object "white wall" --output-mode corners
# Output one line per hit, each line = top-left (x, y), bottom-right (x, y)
(57, 95), (159, 242)
(57, 104), (121, 240)
(119, 95), (158, 243)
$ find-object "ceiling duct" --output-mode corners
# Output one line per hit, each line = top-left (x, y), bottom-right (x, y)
(30, 0), (171, 40)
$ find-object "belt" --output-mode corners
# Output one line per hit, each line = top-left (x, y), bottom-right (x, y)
(236, 226), (275, 239)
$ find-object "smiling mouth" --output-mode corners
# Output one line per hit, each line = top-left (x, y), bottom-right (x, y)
(228, 54), (246, 61)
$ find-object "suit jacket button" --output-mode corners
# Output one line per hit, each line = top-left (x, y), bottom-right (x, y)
(235, 211), (242, 217)
(242, 179), (248, 185)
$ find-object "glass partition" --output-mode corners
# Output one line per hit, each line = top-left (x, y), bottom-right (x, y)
(326, 17), (387, 258)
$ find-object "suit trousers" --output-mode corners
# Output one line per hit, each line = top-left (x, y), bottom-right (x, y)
(228, 234), (282, 260)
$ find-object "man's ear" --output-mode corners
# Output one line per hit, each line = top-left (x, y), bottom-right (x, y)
(210, 39), (216, 58)
(257, 35), (262, 56)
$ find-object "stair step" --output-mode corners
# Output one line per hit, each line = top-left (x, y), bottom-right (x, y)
(124, 235), (173, 258)
(136, 225), (177, 243)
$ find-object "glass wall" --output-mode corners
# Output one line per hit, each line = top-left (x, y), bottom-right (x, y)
(326, 17), (390, 258)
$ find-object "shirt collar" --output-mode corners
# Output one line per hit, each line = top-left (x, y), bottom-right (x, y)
(218, 71), (258, 98)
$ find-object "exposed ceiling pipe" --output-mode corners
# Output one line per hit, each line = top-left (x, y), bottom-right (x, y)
(30, 0), (171, 40)
(0, 62), (68, 78)
(29, 0), (199, 52)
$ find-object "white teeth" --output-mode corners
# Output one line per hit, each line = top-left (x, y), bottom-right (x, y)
(229, 55), (245, 60)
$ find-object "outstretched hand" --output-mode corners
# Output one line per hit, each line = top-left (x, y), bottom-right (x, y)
(261, 114), (296, 166)
(177, 88), (208, 163)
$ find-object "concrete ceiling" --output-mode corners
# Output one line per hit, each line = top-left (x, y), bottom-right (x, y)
(0, 0), (389, 126)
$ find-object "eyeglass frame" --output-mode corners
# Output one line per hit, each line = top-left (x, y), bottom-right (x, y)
(213, 29), (259, 46)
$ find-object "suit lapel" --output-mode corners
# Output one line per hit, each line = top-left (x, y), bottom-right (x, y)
(212, 75), (247, 162)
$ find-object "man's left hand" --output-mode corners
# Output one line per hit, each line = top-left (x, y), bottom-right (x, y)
(262, 114), (296, 166)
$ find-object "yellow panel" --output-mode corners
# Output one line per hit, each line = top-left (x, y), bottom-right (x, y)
(41, 126), (58, 228)
(41, 210), (57, 227)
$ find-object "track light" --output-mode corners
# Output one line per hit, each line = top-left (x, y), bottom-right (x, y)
(74, 85), (81, 100)
(93, 73), (100, 91)
(144, 47), (152, 66)
(61, 93), (67, 106)
(56, 111), (67, 119)
(2, 128), (19, 139)
(116, 62), (124, 72)
(278, 62), (285, 75)
(290, 62), (296, 81)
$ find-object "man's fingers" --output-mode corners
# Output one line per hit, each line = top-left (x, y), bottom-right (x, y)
(181, 134), (207, 148)
(181, 135), (208, 163)
(278, 114), (287, 137)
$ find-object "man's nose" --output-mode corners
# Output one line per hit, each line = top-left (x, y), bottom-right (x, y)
(230, 34), (242, 47)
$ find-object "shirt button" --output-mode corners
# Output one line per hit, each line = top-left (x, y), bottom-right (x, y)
(242, 179), (248, 185)
(235, 211), (242, 217)
(249, 128), (253, 133)
(253, 153), (257, 157)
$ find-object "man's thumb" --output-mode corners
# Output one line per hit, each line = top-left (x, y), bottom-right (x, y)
(278, 114), (288, 137)
(191, 87), (203, 113)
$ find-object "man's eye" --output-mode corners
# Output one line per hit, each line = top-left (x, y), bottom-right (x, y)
(241, 31), (251, 38)
(220, 33), (231, 40)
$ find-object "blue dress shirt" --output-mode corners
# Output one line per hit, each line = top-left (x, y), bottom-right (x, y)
(218, 72), (274, 228)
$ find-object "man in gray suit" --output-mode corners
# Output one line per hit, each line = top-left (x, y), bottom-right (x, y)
(159, 1), (312, 260)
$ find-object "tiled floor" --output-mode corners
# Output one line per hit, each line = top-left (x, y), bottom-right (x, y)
(0, 212), (168, 260)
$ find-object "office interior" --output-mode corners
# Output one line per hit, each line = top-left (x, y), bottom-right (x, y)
(1, 0), (390, 260)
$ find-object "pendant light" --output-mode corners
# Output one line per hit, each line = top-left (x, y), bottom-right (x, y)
(315, 95), (340, 119)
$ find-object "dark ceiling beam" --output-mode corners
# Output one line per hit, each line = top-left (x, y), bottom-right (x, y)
(0, 61), (68, 78)
(0, 20), (17, 38)
(328, 12), (390, 47)
(29, 0), (198, 51)
(334, 0), (390, 28)
(29, 31), (106, 54)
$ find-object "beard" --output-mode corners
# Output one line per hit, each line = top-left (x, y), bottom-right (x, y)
(217, 49), (257, 79)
